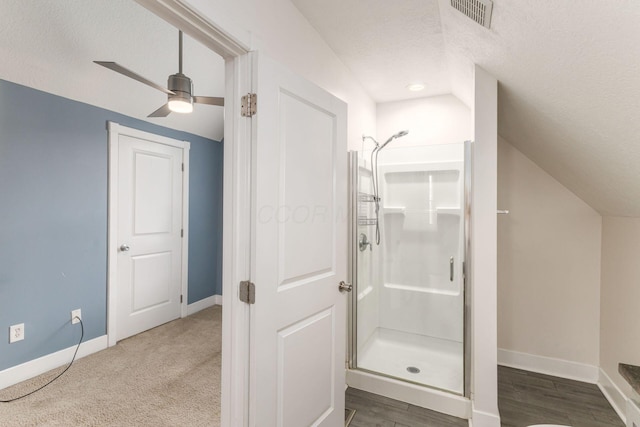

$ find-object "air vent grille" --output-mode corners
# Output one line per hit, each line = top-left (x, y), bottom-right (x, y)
(450, 0), (493, 29)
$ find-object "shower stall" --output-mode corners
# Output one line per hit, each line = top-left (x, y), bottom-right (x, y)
(347, 140), (471, 416)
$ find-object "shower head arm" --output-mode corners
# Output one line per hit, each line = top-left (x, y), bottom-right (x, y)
(362, 135), (380, 149)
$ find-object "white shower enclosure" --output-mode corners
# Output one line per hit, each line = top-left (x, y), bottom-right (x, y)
(348, 141), (471, 408)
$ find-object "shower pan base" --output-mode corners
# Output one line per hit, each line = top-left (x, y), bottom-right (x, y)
(346, 368), (471, 419)
(358, 328), (463, 394)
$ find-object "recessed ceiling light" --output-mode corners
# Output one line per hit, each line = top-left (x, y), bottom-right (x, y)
(407, 83), (425, 92)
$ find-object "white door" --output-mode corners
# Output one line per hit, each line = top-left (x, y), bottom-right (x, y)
(251, 53), (348, 426)
(115, 127), (186, 342)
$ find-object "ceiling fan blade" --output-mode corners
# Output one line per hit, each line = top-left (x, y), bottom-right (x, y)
(94, 61), (174, 95)
(148, 103), (172, 118)
(193, 96), (224, 106)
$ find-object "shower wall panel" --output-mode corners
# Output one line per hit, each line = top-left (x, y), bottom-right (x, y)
(377, 146), (465, 343)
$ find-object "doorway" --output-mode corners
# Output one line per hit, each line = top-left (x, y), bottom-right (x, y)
(0, 0), (225, 398)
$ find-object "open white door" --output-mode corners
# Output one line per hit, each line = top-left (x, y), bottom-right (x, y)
(250, 53), (348, 426)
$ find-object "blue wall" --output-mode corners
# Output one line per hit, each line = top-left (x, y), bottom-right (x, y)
(0, 80), (223, 371)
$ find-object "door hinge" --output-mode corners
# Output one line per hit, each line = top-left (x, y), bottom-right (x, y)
(180, 294), (183, 303)
(241, 93), (257, 117)
(239, 280), (256, 304)
(182, 163), (184, 172)
(181, 229), (184, 238)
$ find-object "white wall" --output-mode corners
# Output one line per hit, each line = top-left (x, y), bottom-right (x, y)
(600, 217), (640, 399)
(182, 0), (377, 147)
(377, 94), (471, 149)
(497, 137), (602, 369)
(471, 65), (499, 426)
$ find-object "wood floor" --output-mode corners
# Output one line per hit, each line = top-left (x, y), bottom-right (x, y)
(345, 387), (467, 427)
(499, 366), (624, 427)
(345, 366), (624, 427)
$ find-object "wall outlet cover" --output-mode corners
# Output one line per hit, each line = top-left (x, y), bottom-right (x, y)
(71, 309), (81, 324)
(9, 323), (25, 343)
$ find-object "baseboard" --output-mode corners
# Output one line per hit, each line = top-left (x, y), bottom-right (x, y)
(498, 348), (599, 383)
(626, 399), (640, 427)
(598, 368), (627, 425)
(469, 404), (501, 427)
(0, 335), (108, 391)
(187, 294), (221, 315)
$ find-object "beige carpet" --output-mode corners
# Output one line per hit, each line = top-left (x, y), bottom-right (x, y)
(0, 306), (221, 427)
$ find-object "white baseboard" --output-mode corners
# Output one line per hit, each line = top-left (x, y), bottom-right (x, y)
(187, 294), (221, 315)
(469, 405), (501, 427)
(598, 368), (627, 425)
(0, 335), (108, 391)
(626, 399), (640, 427)
(498, 348), (599, 383)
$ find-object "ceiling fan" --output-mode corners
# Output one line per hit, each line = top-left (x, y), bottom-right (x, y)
(94, 30), (224, 118)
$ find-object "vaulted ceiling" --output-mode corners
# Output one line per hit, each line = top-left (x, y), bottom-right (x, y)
(0, 0), (225, 141)
(292, 0), (640, 217)
(3, 0), (639, 216)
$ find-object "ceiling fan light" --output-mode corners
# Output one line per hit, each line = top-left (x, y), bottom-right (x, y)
(168, 96), (193, 113)
(167, 73), (194, 114)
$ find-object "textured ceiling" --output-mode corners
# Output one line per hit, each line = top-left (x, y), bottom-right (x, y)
(294, 0), (640, 216)
(291, 0), (451, 102)
(0, 0), (224, 141)
(3, 0), (640, 215)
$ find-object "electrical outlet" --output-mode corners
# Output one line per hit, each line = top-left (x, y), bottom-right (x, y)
(9, 323), (24, 343)
(71, 309), (81, 324)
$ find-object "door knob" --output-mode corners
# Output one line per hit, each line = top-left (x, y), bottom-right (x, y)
(339, 281), (352, 293)
(119, 244), (130, 252)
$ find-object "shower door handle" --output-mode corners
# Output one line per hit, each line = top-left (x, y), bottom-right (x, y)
(339, 281), (353, 293)
(450, 257), (454, 282)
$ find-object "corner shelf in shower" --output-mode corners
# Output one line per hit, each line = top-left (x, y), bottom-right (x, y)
(435, 207), (462, 215)
(357, 216), (377, 226)
(358, 192), (376, 203)
(381, 207), (461, 215)
(382, 207), (405, 215)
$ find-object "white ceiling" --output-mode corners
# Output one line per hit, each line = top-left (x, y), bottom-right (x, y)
(3, 0), (640, 215)
(0, 0), (225, 141)
(293, 0), (640, 217)
(291, 0), (451, 103)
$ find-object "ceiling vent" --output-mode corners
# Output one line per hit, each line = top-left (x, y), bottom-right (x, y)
(450, 0), (493, 29)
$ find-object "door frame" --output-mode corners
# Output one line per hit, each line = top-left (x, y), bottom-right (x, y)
(133, 1), (253, 425)
(106, 122), (191, 347)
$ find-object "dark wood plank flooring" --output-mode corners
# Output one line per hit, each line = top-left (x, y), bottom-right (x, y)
(499, 366), (623, 427)
(345, 387), (467, 427)
(345, 366), (624, 427)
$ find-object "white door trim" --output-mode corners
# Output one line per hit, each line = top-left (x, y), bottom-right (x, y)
(107, 121), (191, 348)
(133, 2), (252, 425)
(220, 53), (253, 427)
(134, 0), (251, 58)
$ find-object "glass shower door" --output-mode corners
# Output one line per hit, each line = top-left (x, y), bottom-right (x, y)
(350, 142), (468, 395)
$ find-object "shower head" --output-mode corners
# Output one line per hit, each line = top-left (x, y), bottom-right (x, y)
(378, 130), (409, 150)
